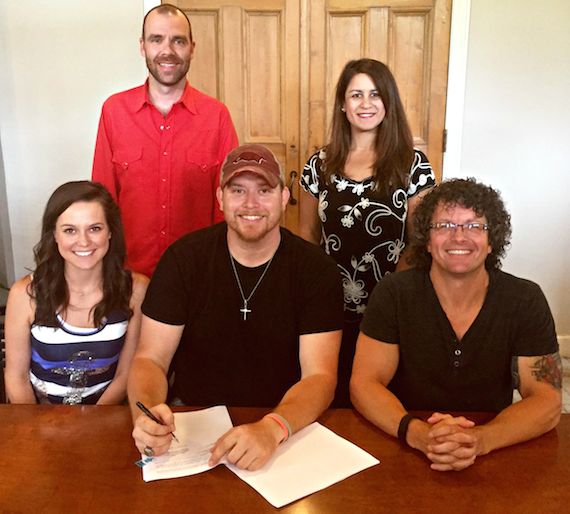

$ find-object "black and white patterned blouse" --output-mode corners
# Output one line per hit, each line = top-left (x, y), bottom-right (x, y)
(300, 148), (435, 321)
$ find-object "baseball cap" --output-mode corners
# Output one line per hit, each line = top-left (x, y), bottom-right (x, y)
(220, 144), (284, 188)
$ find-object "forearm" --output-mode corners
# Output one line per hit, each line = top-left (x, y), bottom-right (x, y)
(96, 376), (128, 405)
(350, 376), (408, 436)
(351, 376), (433, 453)
(208, 373), (336, 470)
(271, 373), (336, 434)
(475, 391), (561, 456)
(5, 373), (37, 404)
(127, 356), (169, 421)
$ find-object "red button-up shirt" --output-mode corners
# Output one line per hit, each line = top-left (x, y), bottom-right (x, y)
(92, 81), (238, 277)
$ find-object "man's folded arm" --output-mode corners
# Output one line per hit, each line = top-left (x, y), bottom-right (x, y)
(468, 352), (562, 456)
(350, 332), (433, 455)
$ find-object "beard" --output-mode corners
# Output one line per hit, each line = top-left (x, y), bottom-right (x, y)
(146, 54), (190, 87)
(225, 213), (281, 244)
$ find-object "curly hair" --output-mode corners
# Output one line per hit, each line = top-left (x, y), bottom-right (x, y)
(31, 181), (132, 327)
(324, 58), (414, 195)
(409, 178), (512, 271)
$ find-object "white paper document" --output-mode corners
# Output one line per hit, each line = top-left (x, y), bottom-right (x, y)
(229, 422), (380, 508)
(141, 407), (379, 508)
(142, 405), (233, 482)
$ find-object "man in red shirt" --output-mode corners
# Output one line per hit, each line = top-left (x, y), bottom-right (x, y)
(92, 4), (238, 277)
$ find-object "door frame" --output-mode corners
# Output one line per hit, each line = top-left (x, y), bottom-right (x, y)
(442, 0), (471, 179)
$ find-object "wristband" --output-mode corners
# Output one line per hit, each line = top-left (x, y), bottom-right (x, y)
(397, 413), (415, 446)
(264, 413), (292, 443)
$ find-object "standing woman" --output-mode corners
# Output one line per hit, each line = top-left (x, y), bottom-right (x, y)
(299, 59), (435, 407)
(5, 181), (148, 404)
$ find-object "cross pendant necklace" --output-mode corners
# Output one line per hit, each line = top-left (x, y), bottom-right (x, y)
(240, 300), (252, 320)
(230, 253), (274, 321)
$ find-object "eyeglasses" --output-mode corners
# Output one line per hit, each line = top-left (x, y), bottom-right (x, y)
(429, 222), (489, 233)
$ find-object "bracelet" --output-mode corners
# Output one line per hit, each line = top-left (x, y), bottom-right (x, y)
(264, 413), (292, 443)
(397, 413), (415, 446)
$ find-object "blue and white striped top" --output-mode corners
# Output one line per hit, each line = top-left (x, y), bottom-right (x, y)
(29, 310), (128, 404)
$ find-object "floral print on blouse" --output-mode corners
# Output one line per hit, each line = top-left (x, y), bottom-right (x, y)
(301, 148), (435, 321)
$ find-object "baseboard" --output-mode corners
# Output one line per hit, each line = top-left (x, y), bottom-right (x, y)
(559, 335), (570, 358)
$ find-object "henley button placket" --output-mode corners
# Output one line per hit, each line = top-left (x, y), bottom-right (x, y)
(452, 337), (461, 370)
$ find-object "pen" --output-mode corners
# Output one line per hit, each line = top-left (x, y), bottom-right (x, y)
(136, 401), (180, 443)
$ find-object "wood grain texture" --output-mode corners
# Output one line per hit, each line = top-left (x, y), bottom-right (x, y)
(1, 405), (568, 513)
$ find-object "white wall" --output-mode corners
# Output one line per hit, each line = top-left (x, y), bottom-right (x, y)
(0, 140), (12, 288)
(447, 0), (570, 336)
(0, 0), (145, 282)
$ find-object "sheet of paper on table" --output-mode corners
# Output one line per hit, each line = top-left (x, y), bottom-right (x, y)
(141, 406), (380, 508)
(142, 405), (233, 481)
(229, 422), (380, 508)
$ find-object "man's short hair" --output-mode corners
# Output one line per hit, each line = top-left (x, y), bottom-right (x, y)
(409, 178), (512, 271)
(142, 3), (193, 41)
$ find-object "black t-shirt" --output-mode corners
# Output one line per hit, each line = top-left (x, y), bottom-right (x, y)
(143, 223), (343, 407)
(360, 268), (558, 412)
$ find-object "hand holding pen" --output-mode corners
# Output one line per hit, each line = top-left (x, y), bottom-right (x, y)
(135, 401), (179, 457)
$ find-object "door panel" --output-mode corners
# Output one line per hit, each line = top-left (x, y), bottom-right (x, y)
(247, 13), (282, 141)
(391, 10), (431, 149)
(188, 12), (219, 98)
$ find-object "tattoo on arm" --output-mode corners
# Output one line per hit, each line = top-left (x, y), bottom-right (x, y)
(530, 352), (562, 390)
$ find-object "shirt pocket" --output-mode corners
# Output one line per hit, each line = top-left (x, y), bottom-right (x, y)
(186, 149), (220, 193)
(111, 147), (143, 174)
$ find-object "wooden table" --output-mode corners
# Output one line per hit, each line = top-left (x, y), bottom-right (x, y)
(1, 406), (568, 513)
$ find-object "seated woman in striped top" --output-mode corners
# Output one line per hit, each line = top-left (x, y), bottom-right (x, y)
(5, 181), (148, 404)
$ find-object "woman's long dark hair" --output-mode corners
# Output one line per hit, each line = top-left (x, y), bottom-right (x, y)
(31, 181), (132, 327)
(324, 58), (414, 194)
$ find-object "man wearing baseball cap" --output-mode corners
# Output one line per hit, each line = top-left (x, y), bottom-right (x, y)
(128, 144), (343, 470)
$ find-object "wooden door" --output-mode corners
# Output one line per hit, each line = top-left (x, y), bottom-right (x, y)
(171, 0), (451, 234)
(173, 0), (301, 230)
(303, 0), (451, 182)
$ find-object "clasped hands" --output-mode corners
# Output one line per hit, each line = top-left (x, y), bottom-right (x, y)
(419, 412), (483, 471)
(132, 404), (283, 471)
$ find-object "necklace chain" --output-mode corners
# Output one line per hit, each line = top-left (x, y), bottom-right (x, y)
(229, 253), (274, 321)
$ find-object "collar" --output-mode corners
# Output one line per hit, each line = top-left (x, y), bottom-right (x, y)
(178, 82), (198, 114)
(129, 79), (198, 114)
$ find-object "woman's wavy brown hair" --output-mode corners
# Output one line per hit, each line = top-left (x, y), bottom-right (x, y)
(323, 58), (414, 194)
(30, 181), (132, 327)
(409, 178), (512, 271)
